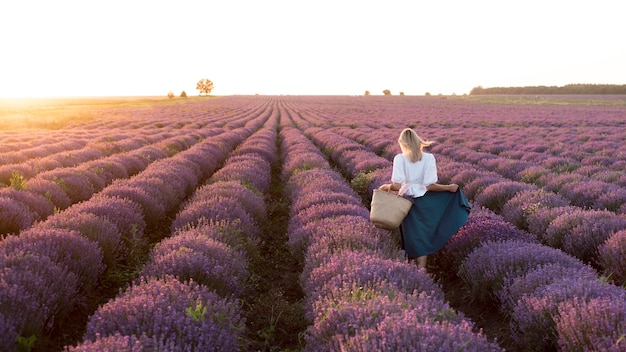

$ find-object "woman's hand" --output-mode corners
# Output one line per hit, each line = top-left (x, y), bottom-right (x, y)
(379, 184), (392, 192)
(448, 184), (459, 193)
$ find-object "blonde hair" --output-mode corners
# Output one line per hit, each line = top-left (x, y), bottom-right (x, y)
(398, 128), (433, 163)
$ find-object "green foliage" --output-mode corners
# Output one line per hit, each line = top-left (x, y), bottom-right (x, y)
(351, 171), (374, 206)
(16, 334), (36, 352)
(186, 300), (208, 322)
(10, 170), (26, 190)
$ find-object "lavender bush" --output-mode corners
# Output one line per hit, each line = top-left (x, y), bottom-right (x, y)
(431, 214), (537, 275)
(71, 195), (146, 243)
(0, 187), (55, 221)
(510, 276), (625, 351)
(332, 313), (503, 352)
(187, 181), (266, 223)
(0, 253), (80, 351)
(38, 211), (123, 268)
(496, 262), (598, 316)
(302, 216), (402, 280)
(100, 183), (166, 225)
(544, 208), (626, 263)
(171, 196), (259, 238)
(556, 296), (626, 352)
(176, 219), (261, 261)
(140, 233), (249, 298)
(24, 177), (73, 210)
(305, 290), (466, 351)
(66, 333), (181, 352)
(0, 195), (36, 236)
(458, 240), (592, 303)
(1, 227), (104, 291)
(597, 229), (626, 285)
(83, 276), (245, 352)
(500, 189), (570, 231)
(302, 250), (443, 321)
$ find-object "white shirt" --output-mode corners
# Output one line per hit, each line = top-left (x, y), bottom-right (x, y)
(391, 152), (438, 198)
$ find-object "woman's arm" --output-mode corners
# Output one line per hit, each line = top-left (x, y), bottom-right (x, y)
(426, 183), (459, 192)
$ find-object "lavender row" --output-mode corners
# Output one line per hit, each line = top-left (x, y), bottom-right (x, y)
(68, 113), (278, 351)
(0, 117), (266, 351)
(437, 157), (626, 284)
(0, 129), (202, 186)
(434, 143), (626, 213)
(0, 129), (224, 236)
(456, 235), (625, 351)
(0, 95), (275, 179)
(280, 126), (502, 351)
(281, 96), (626, 177)
(1, 98), (278, 235)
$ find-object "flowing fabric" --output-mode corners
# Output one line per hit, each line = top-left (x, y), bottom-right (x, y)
(399, 189), (471, 257)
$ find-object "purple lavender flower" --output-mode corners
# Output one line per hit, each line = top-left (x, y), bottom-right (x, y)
(210, 154), (271, 193)
(126, 176), (180, 213)
(539, 172), (582, 193)
(188, 181), (266, 223)
(2, 227), (105, 291)
(38, 211), (123, 268)
(525, 205), (578, 237)
(544, 208), (626, 263)
(597, 229), (626, 286)
(83, 159), (130, 185)
(290, 190), (362, 219)
(305, 290), (466, 351)
(175, 219), (261, 260)
(510, 276), (625, 351)
(329, 314), (504, 352)
(0, 252), (80, 349)
(500, 189), (570, 231)
(72, 195), (146, 241)
(496, 262), (599, 316)
(66, 333), (181, 351)
(84, 276), (245, 351)
(556, 296), (626, 352)
(302, 250), (443, 320)
(172, 196), (259, 238)
(24, 177), (73, 210)
(463, 174), (505, 201)
(458, 240), (592, 303)
(38, 168), (97, 203)
(141, 233), (249, 298)
(0, 196), (37, 235)
(474, 180), (538, 214)
(431, 215), (538, 275)
(100, 183), (166, 225)
(299, 215), (402, 277)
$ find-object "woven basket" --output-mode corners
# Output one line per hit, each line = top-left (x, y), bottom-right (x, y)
(369, 189), (413, 230)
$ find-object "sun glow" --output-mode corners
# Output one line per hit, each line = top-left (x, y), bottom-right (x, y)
(1, 0), (625, 98)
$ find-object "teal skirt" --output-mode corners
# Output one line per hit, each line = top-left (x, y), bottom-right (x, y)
(399, 190), (471, 258)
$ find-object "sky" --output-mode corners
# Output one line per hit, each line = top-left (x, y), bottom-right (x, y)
(1, 0), (625, 97)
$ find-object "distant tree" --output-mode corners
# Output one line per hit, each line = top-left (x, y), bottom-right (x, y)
(382, 89), (391, 96)
(180, 91), (187, 98)
(196, 79), (214, 96)
(167, 91), (175, 99)
(399, 92), (405, 96)
(425, 92), (431, 96)
(364, 90), (370, 96)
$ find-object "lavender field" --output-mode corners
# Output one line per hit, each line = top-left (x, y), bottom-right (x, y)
(1, 95), (625, 351)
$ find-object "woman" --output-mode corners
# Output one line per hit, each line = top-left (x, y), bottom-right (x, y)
(379, 128), (470, 269)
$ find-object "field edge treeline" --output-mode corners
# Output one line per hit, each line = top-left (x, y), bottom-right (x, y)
(470, 83), (626, 95)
